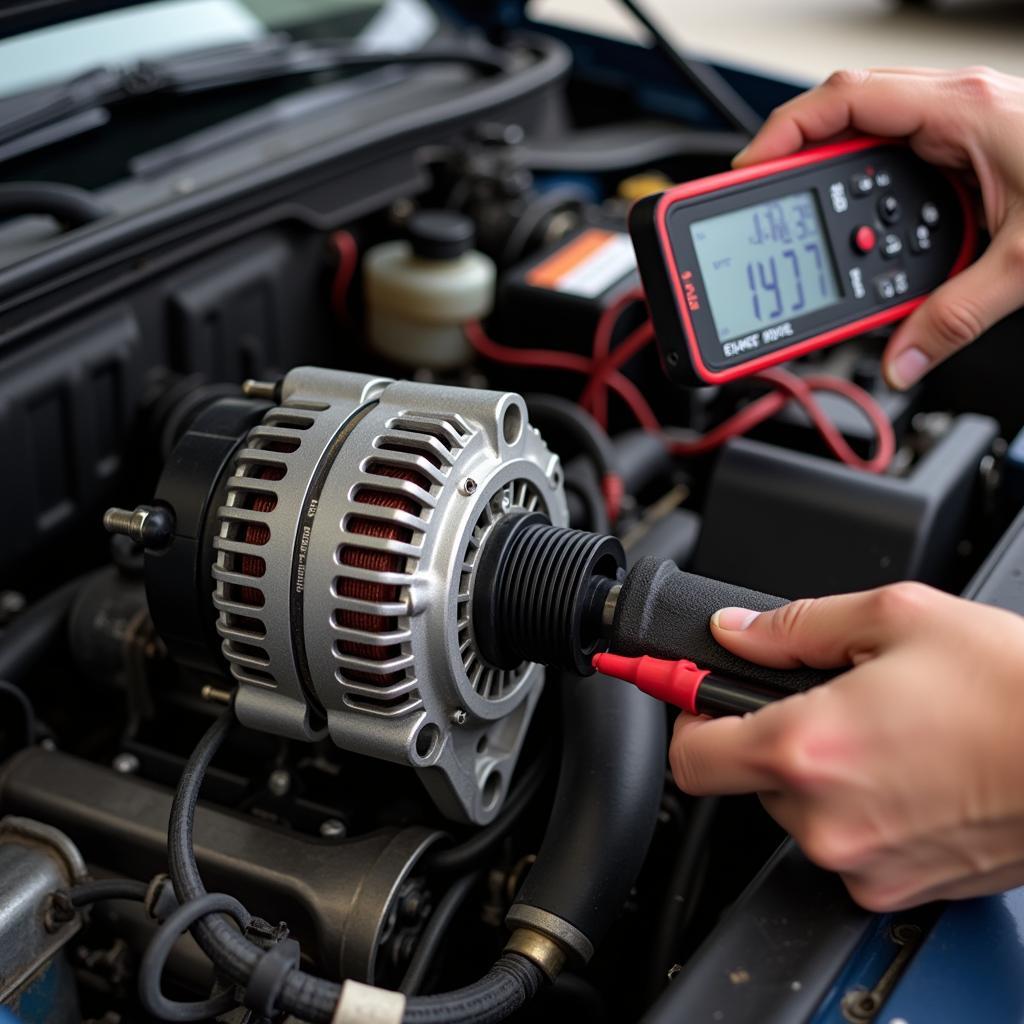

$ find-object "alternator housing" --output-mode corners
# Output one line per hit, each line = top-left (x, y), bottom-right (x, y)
(209, 367), (567, 824)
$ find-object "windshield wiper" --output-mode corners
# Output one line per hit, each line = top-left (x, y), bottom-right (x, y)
(0, 34), (509, 162)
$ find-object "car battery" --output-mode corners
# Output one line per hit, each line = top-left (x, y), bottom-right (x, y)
(494, 225), (679, 428)
(495, 225), (646, 357)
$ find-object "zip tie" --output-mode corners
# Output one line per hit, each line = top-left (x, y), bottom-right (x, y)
(332, 980), (406, 1024)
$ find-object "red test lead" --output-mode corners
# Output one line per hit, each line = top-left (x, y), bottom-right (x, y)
(591, 652), (779, 718)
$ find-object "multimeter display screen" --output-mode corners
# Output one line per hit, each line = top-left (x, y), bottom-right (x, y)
(690, 191), (841, 344)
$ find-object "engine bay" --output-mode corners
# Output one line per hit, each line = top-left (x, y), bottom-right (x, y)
(2, 4), (1024, 1022)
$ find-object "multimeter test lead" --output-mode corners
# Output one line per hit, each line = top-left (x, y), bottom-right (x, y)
(592, 652), (779, 718)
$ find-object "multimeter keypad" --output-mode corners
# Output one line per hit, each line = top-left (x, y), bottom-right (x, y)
(878, 194), (901, 224)
(851, 173), (875, 197)
(874, 270), (910, 301)
(881, 233), (903, 258)
(910, 223), (934, 253)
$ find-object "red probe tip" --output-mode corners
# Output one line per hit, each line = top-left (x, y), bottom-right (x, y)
(591, 652), (707, 714)
(591, 651), (640, 682)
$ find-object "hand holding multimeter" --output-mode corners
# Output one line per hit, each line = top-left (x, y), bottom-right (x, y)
(629, 136), (977, 387)
(644, 68), (1024, 916)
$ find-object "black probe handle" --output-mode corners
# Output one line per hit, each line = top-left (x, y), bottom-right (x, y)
(611, 558), (838, 695)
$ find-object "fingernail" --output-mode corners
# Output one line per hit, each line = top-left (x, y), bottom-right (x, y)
(711, 607), (760, 631)
(731, 145), (750, 166)
(887, 346), (931, 390)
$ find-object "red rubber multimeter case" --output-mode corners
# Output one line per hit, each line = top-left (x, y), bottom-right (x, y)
(628, 137), (978, 387)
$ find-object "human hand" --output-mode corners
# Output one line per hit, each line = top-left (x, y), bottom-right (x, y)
(734, 67), (1024, 390)
(669, 583), (1024, 911)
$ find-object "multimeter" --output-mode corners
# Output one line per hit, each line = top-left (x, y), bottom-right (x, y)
(628, 136), (977, 387)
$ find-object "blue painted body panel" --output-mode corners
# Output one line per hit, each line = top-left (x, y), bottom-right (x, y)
(806, 892), (1024, 1024)
(882, 888), (1024, 1023)
(809, 914), (900, 1023)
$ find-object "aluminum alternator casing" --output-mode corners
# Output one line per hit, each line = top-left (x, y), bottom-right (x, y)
(211, 367), (567, 824)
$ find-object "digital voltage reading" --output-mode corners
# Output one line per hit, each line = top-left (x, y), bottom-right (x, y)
(689, 191), (841, 344)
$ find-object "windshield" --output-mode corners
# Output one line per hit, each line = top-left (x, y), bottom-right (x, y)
(0, 0), (437, 99)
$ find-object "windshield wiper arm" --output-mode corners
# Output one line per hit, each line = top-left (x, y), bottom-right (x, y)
(0, 67), (121, 150)
(0, 34), (509, 159)
(137, 34), (509, 93)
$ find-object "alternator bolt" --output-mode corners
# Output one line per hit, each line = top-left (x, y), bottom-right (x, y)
(103, 505), (174, 550)
(450, 708), (468, 726)
(460, 478), (478, 496)
(200, 685), (233, 705)
(241, 379), (279, 400)
(319, 818), (347, 838)
(113, 752), (140, 775)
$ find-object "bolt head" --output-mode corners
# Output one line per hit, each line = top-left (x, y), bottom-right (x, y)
(319, 818), (346, 838)
(460, 478), (478, 496)
(451, 708), (468, 726)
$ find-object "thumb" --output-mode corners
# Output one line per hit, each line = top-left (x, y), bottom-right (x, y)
(709, 587), (916, 669)
(883, 229), (1024, 390)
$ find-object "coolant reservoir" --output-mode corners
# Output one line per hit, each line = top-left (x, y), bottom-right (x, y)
(364, 210), (496, 370)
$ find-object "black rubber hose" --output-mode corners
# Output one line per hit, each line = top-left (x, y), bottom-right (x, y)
(613, 430), (673, 497)
(525, 396), (617, 484)
(400, 872), (482, 995)
(0, 575), (88, 685)
(66, 878), (151, 907)
(525, 395), (622, 522)
(401, 955), (544, 1024)
(167, 710), (547, 1024)
(51, 876), (151, 926)
(166, 710), (264, 989)
(426, 748), (552, 873)
(0, 182), (109, 227)
(509, 670), (665, 953)
(139, 890), (250, 1022)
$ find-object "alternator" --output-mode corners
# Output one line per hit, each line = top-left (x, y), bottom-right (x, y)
(164, 367), (566, 824)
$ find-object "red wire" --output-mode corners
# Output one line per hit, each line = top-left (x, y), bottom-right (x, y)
(585, 287), (647, 428)
(668, 366), (896, 474)
(467, 317), (893, 473)
(464, 320), (662, 432)
(330, 229), (359, 322)
(580, 319), (656, 420)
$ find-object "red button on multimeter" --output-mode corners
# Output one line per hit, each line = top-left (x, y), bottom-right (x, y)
(852, 225), (877, 254)
(628, 136), (977, 387)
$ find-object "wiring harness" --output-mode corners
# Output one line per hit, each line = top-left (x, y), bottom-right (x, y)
(103, 708), (552, 1023)
(466, 293), (896, 476)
